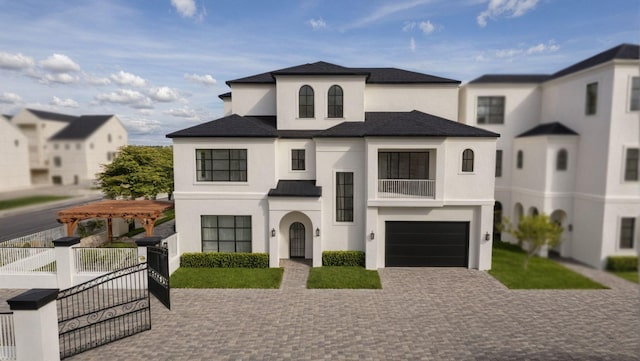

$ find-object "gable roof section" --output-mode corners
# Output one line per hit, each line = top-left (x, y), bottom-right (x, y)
(166, 114), (277, 138)
(27, 108), (77, 122)
(468, 74), (550, 84)
(517, 122), (579, 138)
(551, 43), (639, 80)
(218, 92), (231, 100)
(226, 61), (459, 85)
(50, 115), (113, 140)
(268, 180), (322, 197)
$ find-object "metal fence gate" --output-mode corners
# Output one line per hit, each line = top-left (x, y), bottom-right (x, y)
(147, 246), (170, 309)
(56, 263), (151, 359)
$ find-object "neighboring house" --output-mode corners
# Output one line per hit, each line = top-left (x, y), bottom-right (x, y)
(459, 43), (640, 269)
(10, 108), (128, 186)
(0, 115), (31, 191)
(168, 62), (499, 270)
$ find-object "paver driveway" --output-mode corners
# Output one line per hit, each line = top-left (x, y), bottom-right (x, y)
(2, 264), (639, 360)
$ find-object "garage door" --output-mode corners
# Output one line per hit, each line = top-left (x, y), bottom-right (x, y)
(385, 221), (469, 267)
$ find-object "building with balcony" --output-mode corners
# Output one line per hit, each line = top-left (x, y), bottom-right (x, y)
(168, 62), (498, 270)
(9, 108), (128, 186)
(460, 43), (640, 269)
(0, 115), (30, 191)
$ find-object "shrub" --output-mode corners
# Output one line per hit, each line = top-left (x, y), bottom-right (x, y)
(322, 251), (365, 267)
(606, 256), (638, 272)
(181, 252), (269, 268)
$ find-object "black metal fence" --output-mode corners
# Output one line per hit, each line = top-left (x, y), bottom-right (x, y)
(147, 246), (170, 309)
(56, 263), (151, 359)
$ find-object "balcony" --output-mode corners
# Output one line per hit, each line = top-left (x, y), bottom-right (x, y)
(378, 179), (435, 199)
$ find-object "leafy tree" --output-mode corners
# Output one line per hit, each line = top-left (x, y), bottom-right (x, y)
(77, 219), (106, 238)
(96, 145), (173, 200)
(501, 213), (563, 270)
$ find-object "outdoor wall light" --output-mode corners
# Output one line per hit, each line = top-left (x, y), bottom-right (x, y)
(315, 228), (320, 237)
(271, 228), (276, 237)
(370, 231), (375, 240)
(485, 232), (491, 241)
(567, 224), (573, 232)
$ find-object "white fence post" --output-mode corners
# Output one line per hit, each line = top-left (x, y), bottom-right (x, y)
(53, 237), (80, 290)
(7, 289), (60, 361)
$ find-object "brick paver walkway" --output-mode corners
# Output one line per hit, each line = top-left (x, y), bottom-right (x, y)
(1, 265), (638, 360)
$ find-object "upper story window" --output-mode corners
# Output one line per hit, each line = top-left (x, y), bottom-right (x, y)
(619, 217), (635, 249)
(298, 85), (314, 118)
(108, 133), (112, 143)
(477, 96), (505, 124)
(378, 152), (428, 179)
(53, 156), (62, 167)
(586, 82), (598, 115)
(462, 149), (474, 172)
(336, 172), (353, 222)
(625, 148), (639, 181)
(630, 77), (640, 111)
(516, 150), (523, 169)
(556, 149), (568, 171)
(291, 149), (305, 171)
(495, 150), (503, 177)
(196, 149), (247, 182)
(328, 85), (343, 118)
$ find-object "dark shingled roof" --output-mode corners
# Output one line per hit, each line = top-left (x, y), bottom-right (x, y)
(268, 180), (322, 197)
(517, 122), (579, 138)
(226, 61), (459, 85)
(167, 111), (498, 139)
(50, 115), (113, 140)
(551, 43), (639, 80)
(27, 109), (77, 122)
(469, 74), (550, 84)
(218, 92), (231, 100)
(166, 115), (278, 138)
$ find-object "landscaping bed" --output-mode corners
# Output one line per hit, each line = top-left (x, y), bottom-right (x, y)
(170, 267), (283, 288)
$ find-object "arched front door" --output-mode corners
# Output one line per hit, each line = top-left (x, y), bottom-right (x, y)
(289, 222), (305, 258)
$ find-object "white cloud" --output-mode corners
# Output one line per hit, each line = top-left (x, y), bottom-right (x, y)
(171, 0), (196, 17)
(402, 21), (416, 32)
(149, 86), (180, 102)
(495, 48), (523, 58)
(50, 96), (79, 108)
(85, 74), (111, 86)
(477, 0), (539, 27)
(39, 53), (81, 72)
(495, 41), (560, 59)
(43, 73), (79, 84)
(419, 20), (435, 34)
(409, 37), (416, 52)
(95, 89), (153, 109)
(184, 73), (217, 85)
(0, 92), (22, 104)
(164, 107), (196, 118)
(309, 18), (327, 30)
(344, 0), (431, 30)
(110, 70), (147, 87)
(124, 118), (161, 134)
(0, 52), (34, 70)
(527, 42), (560, 54)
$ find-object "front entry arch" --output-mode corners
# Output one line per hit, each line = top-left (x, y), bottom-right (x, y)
(289, 222), (305, 258)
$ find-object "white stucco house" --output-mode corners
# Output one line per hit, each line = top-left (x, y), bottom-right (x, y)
(0, 114), (31, 191)
(9, 108), (128, 186)
(168, 62), (499, 270)
(460, 43), (640, 269)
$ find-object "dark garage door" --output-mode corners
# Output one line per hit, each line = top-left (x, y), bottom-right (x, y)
(385, 221), (469, 267)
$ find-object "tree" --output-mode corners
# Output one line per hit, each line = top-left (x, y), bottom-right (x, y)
(96, 145), (173, 200)
(502, 213), (563, 270)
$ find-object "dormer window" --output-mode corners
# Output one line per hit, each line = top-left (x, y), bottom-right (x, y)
(328, 85), (343, 118)
(299, 85), (314, 118)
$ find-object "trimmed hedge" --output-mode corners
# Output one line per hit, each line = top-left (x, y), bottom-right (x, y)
(181, 252), (269, 268)
(606, 256), (638, 272)
(322, 251), (365, 267)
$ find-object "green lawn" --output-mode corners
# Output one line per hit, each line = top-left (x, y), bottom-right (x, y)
(307, 266), (382, 289)
(0, 195), (71, 210)
(609, 271), (639, 283)
(489, 242), (607, 289)
(170, 267), (283, 288)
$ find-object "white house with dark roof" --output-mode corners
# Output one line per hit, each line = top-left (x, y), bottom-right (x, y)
(460, 43), (640, 269)
(0, 115), (30, 191)
(168, 62), (499, 270)
(9, 108), (127, 186)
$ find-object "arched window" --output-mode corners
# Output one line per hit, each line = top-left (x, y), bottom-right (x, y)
(516, 150), (523, 169)
(462, 149), (474, 172)
(556, 149), (568, 170)
(299, 85), (314, 118)
(328, 85), (343, 118)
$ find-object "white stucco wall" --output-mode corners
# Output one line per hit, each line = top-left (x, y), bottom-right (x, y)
(0, 117), (31, 190)
(276, 139), (316, 180)
(365, 84), (459, 120)
(230, 84), (276, 116)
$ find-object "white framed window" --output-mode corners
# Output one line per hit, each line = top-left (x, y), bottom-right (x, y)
(335, 171), (354, 223)
(630, 76), (640, 111)
(461, 149), (474, 172)
(291, 149), (305, 171)
(586, 82), (598, 115)
(624, 148), (639, 181)
(477, 96), (505, 124)
(201, 215), (252, 253)
(516, 150), (523, 169)
(495, 150), (503, 177)
(328, 85), (343, 118)
(556, 149), (568, 171)
(619, 217), (636, 249)
(298, 85), (314, 118)
(196, 149), (247, 182)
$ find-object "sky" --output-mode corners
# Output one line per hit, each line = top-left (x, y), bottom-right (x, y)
(0, 0), (638, 145)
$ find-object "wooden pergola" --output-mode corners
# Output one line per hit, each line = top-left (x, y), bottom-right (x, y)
(57, 200), (174, 241)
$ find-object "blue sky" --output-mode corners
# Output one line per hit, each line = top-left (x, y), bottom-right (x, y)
(0, 0), (638, 145)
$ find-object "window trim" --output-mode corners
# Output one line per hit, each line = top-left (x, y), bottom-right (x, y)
(298, 85), (315, 119)
(291, 149), (306, 171)
(623, 147), (639, 182)
(585, 82), (598, 115)
(618, 217), (636, 250)
(629, 76), (640, 112)
(556, 149), (568, 171)
(327, 85), (344, 118)
(461, 149), (474, 173)
(201, 215), (252, 253)
(477, 96), (505, 124)
(335, 170), (354, 224)
(195, 149), (248, 183)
